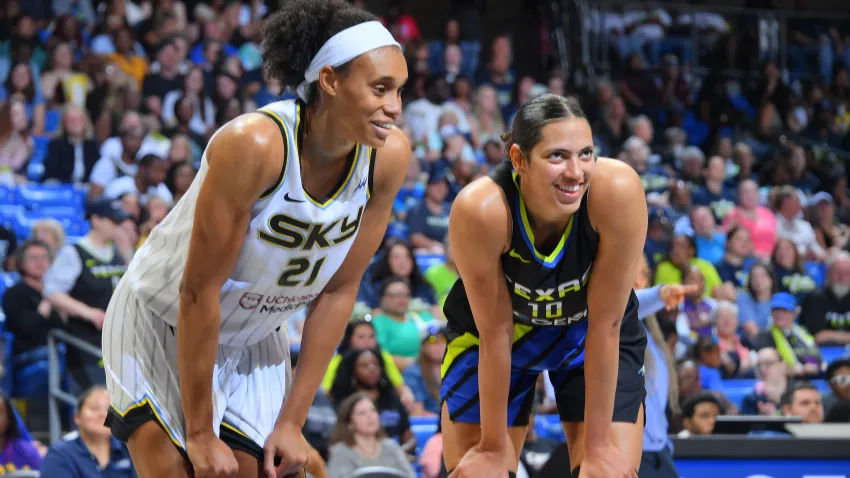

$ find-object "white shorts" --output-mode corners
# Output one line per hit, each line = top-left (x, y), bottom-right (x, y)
(102, 284), (291, 457)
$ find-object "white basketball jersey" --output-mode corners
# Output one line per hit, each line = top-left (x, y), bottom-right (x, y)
(123, 100), (375, 346)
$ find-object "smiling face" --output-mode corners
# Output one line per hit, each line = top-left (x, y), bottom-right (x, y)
(510, 117), (595, 220)
(319, 46), (408, 148)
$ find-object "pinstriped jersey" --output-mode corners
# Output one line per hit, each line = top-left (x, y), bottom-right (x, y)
(121, 99), (376, 347)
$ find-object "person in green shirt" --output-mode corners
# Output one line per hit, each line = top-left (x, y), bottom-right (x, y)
(655, 234), (722, 298)
(371, 277), (438, 371)
(423, 236), (458, 308)
(321, 319), (406, 397)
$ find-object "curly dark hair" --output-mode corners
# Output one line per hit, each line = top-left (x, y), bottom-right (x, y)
(261, 0), (377, 103)
(329, 348), (395, 409)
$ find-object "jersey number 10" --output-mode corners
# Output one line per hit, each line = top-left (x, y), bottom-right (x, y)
(278, 257), (326, 287)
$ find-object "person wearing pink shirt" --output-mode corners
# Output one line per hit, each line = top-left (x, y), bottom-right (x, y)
(723, 179), (777, 259)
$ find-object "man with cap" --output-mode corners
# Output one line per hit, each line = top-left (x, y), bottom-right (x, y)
(407, 168), (451, 254)
(43, 198), (130, 391)
(753, 292), (823, 379)
(799, 251), (850, 346)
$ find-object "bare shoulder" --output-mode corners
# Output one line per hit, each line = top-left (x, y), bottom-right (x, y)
(588, 157), (647, 230)
(371, 126), (411, 200)
(451, 174), (511, 253)
(204, 113), (285, 195)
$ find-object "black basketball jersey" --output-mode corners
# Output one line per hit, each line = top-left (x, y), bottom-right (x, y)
(66, 242), (126, 370)
(443, 161), (641, 353)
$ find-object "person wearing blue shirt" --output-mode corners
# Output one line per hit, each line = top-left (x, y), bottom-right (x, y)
(690, 206), (726, 265)
(634, 256), (695, 478)
(401, 326), (445, 416)
(41, 387), (137, 478)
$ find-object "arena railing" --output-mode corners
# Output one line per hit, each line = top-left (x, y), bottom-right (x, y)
(46, 328), (102, 444)
(576, 0), (850, 83)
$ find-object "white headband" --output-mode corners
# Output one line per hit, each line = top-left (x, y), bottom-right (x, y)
(296, 21), (400, 101)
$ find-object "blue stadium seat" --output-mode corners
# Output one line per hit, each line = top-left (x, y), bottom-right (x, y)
(415, 254), (446, 273)
(16, 184), (85, 210)
(386, 221), (409, 241)
(820, 346), (849, 365)
(0, 187), (17, 206)
(534, 414), (565, 441)
(803, 261), (827, 288)
(0, 205), (23, 222)
(410, 416), (438, 452)
(721, 379), (831, 410)
(27, 161), (45, 183)
(43, 110), (62, 135)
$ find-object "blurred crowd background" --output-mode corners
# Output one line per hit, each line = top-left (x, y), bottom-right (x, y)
(0, 0), (849, 477)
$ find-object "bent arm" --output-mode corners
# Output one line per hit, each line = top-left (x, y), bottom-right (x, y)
(450, 181), (513, 452)
(275, 129), (410, 428)
(178, 115), (283, 439)
(585, 160), (648, 450)
(636, 286), (664, 320)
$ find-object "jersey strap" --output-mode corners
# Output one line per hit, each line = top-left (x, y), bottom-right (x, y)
(256, 110), (289, 200)
(366, 146), (377, 199)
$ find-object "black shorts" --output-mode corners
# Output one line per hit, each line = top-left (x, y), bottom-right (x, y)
(441, 323), (647, 427)
(105, 404), (278, 464)
(550, 333), (647, 423)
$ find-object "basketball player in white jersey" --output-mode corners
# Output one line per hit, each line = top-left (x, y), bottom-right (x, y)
(100, 1), (409, 477)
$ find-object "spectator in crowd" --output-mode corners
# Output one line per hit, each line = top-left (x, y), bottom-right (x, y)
(106, 27), (149, 89)
(690, 205), (726, 265)
(715, 301), (754, 376)
(799, 251), (850, 345)
(321, 320), (406, 399)
(741, 347), (788, 416)
(42, 104), (100, 184)
(371, 277), (438, 371)
(360, 241), (437, 311)
(780, 382), (825, 424)
(694, 335), (734, 386)
(771, 238), (818, 299)
(773, 185), (825, 260)
(693, 156), (736, 221)
(1, 62), (45, 135)
(406, 169), (450, 254)
(810, 192), (850, 251)
(753, 293), (823, 378)
(40, 386), (136, 477)
(0, 393), (42, 472)
(655, 234), (722, 297)
(401, 325), (445, 416)
(677, 358), (736, 416)
(160, 65), (214, 138)
(89, 123), (145, 197)
(326, 392), (415, 478)
(1, 240), (64, 357)
(330, 349), (414, 447)
(162, 159), (196, 204)
(0, 100), (33, 182)
(714, 226), (754, 296)
(103, 153), (172, 205)
(822, 358), (850, 417)
(30, 218), (66, 258)
(678, 392), (724, 437)
(676, 266), (718, 340)
(42, 198), (129, 391)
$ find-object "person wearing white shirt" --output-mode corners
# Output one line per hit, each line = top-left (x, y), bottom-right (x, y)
(623, 7), (673, 65)
(89, 126), (146, 197)
(773, 186), (825, 260)
(103, 154), (173, 206)
(403, 76), (469, 145)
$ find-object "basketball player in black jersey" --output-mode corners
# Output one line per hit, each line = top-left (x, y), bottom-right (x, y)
(440, 94), (648, 478)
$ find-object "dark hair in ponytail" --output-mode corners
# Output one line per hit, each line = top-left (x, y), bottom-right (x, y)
(501, 94), (586, 157)
(261, 0), (377, 104)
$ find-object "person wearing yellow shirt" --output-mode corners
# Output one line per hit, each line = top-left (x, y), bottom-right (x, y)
(655, 234), (722, 297)
(423, 237), (458, 308)
(321, 319), (410, 402)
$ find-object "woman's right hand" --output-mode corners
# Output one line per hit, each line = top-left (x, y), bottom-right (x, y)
(186, 432), (239, 478)
(449, 446), (514, 478)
